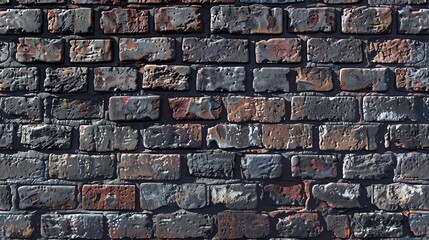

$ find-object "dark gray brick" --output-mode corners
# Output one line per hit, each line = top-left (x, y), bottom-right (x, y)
(44, 67), (88, 93)
(143, 124), (202, 149)
(107, 213), (153, 239)
(210, 183), (257, 209)
(291, 96), (357, 121)
(253, 67), (290, 92)
(307, 38), (362, 63)
(0, 151), (45, 180)
(363, 96), (418, 121)
(196, 66), (246, 92)
(352, 212), (403, 238)
(182, 38), (249, 63)
(21, 124), (72, 150)
(291, 155), (337, 179)
(109, 96), (160, 121)
(94, 67), (137, 92)
(79, 124), (138, 152)
(142, 65), (190, 91)
(119, 37), (175, 62)
(343, 153), (395, 179)
(0, 67), (38, 92)
(41, 214), (103, 239)
(51, 98), (103, 120)
(312, 183), (363, 208)
(0, 96), (42, 121)
(241, 154), (283, 179)
(187, 151), (235, 178)
(155, 210), (213, 239)
(0, 9), (42, 34)
(18, 185), (77, 210)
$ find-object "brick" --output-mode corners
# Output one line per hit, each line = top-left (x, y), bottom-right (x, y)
(343, 153), (395, 179)
(211, 184), (258, 209)
(262, 124), (312, 150)
(291, 155), (337, 179)
(139, 183), (176, 210)
(0, 151), (45, 180)
(169, 96), (222, 120)
(119, 37), (175, 62)
(277, 213), (322, 238)
(0, 67), (38, 92)
(224, 96), (285, 123)
(196, 66), (246, 92)
(319, 124), (379, 150)
(82, 184), (136, 210)
(101, 8), (148, 34)
(363, 96), (417, 121)
(353, 212), (403, 238)
(70, 39), (112, 62)
(211, 5), (282, 34)
(324, 0), (359, 3)
(394, 152), (429, 183)
(18, 185), (77, 210)
(184, 0), (234, 2)
(0, 124), (13, 149)
(339, 68), (389, 91)
(326, 215), (351, 239)
(241, 154), (283, 179)
(107, 213), (153, 239)
(0, 186), (10, 210)
(217, 211), (270, 239)
(48, 154), (115, 180)
(155, 211), (213, 239)
(44, 67), (87, 93)
(398, 8), (429, 34)
(16, 38), (63, 63)
(142, 65), (190, 91)
(409, 212), (429, 237)
(72, 0), (119, 3)
(0, 96), (41, 121)
(288, 8), (335, 33)
(255, 38), (301, 63)
(0, 40), (11, 64)
(94, 67), (137, 92)
(0, 9), (42, 34)
(264, 182), (305, 206)
(307, 38), (362, 63)
(296, 67), (333, 92)
(143, 124), (202, 149)
(372, 183), (429, 210)
(253, 67), (290, 92)
(176, 183), (208, 209)
(109, 96), (160, 121)
(48, 8), (93, 34)
(187, 151), (235, 178)
(207, 124), (261, 149)
(51, 98), (103, 119)
(0, 214), (34, 238)
(119, 153), (180, 180)
(313, 183), (363, 208)
(183, 38), (249, 63)
(342, 7), (391, 34)
(242, 0), (303, 2)
(386, 124), (429, 149)
(155, 6), (202, 33)
(21, 124), (72, 150)
(369, 0), (425, 4)
(369, 39), (424, 63)
(79, 124), (138, 152)
(291, 96), (357, 121)
(395, 68), (429, 92)
(423, 97), (429, 119)
(18, 0), (64, 3)
(41, 214), (103, 239)
(127, 0), (171, 4)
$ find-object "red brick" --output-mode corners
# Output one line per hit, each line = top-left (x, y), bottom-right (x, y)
(82, 184), (136, 210)
(217, 211), (270, 239)
(255, 38), (301, 63)
(296, 67), (333, 92)
(119, 154), (181, 180)
(264, 182), (305, 206)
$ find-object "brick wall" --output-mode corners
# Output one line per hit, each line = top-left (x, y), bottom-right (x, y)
(0, 0), (427, 239)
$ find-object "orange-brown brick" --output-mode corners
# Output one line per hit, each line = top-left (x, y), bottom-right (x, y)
(224, 96), (285, 123)
(169, 96), (222, 120)
(262, 124), (312, 150)
(369, 39), (424, 63)
(255, 38), (301, 63)
(82, 184), (136, 210)
(100, 8), (148, 34)
(295, 67), (333, 92)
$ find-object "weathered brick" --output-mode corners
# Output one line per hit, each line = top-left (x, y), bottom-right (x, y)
(291, 155), (337, 179)
(409, 212), (429, 237)
(395, 68), (429, 92)
(313, 183), (363, 208)
(211, 5), (282, 34)
(183, 0), (234, 2)
(296, 67), (333, 92)
(264, 182), (305, 205)
(127, 0), (171, 3)
(18, 185), (77, 210)
(44, 67), (87, 93)
(255, 38), (301, 63)
(0, 9), (42, 34)
(241, 154), (283, 179)
(18, 0), (64, 3)
(211, 184), (257, 209)
(339, 68), (389, 91)
(291, 96), (357, 121)
(319, 124), (379, 150)
(207, 124), (261, 149)
(143, 124), (201, 149)
(187, 151), (235, 178)
(277, 213), (322, 238)
(288, 8), (335, 33)
(139, 183), (176, 210)
(119, 153), (180, 180)
(0, 186), (10, 210)
(307, 38), (362, 63)
(363, 96), (417, 121)
(175, 183), (207, 209)
(343, 153), (395, 179)
(41, 214), (103, 239)
(51, 98), (103, 119)
(142, 65), (190, 91)
(324, 0), (360, 3)
(48, 8), (93, 34)
(398, 8), (429, 34)
(224, 96), (285, 123)
(394, 152), (429, 183)
(262, 124), (312, 150)
(155, 6), (202, 33)
(0, 124), (13, 149)
(0, 151), (45, 180)
(369, 39), (424, 63)
(169, 96), (222, 120)
(0, 40), (11, 65)
(16, 38), (63, 63)
(217, 211), (270, 239)
(253, 67), (290, 92)
(101, 8), (148, 34)
(79, 124), (138, 152)
(183, 38), (249, 63)
(386, 124), (429, 149)
(242, 0), (303, 2)
(107, 213), (153, 239)
(196, 66), (246, 92)
(94, 67), (137, 92)
(0, 214), (34, 238)
(109, 96), (160, 121)
(372, 183), (429, 210)
(0, 67), (38, 92)
(72, 0), (119, 3)
(0, 96), (41, 121)
(423, 97), (429, 119)
(70, 39), (112, 62)
(82, 184), (136, 210)
(21, 124), (72, 150)
(326, 215), (351, 239)
(369, 0), (425, 4)
(342, 7), (391, 34)
(155, 211), (213, 239)
(119, 37), (175, 62)
(353, 212), (403, 238)
(48, 154), (115, 180)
